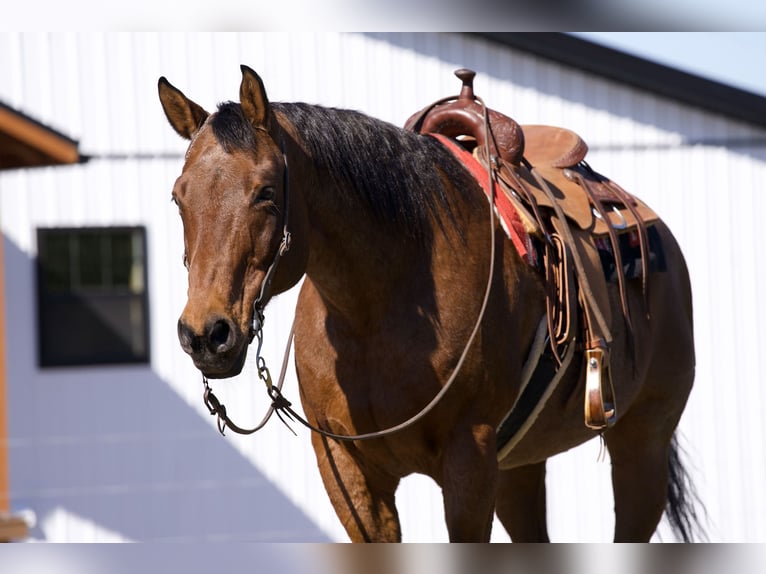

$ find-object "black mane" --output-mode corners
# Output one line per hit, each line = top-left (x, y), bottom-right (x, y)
(211, 101), (480, 241)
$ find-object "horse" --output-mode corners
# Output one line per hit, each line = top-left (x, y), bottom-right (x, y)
(157, 65), (700, 542)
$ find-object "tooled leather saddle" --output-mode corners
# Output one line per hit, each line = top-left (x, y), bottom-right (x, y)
(405, 69), (660, 444)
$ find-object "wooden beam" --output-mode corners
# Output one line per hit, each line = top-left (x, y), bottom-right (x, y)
(0, 105), (80, 167)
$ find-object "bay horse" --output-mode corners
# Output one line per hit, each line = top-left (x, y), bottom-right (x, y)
(158, 65), (700, 542)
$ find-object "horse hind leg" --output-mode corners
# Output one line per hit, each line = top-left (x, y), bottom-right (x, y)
(495, 460), (550, 542)
(312, 433), (401, 542)
(604, 373), (696, 542)
(606, 428), (670, 542)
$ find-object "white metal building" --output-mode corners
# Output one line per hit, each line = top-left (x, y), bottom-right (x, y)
(1, 32), (764, 542)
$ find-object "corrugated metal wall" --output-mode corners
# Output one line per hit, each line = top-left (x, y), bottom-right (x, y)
(1, 32), (764, 542)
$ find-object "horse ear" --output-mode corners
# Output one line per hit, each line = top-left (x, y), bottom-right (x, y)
(239, 65), (270, 130)
(158, 77), (209, 140)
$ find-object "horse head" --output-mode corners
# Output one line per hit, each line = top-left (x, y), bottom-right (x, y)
(158, 66), (302, 378)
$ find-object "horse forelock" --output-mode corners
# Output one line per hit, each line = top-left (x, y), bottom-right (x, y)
(210, 101), (263, 153)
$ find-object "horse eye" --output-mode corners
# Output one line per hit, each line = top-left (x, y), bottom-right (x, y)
(255, 186), (276, 203)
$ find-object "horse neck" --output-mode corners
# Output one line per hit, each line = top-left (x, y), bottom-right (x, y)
(305, 177), (427, 325)
(278, 120), (435, 327)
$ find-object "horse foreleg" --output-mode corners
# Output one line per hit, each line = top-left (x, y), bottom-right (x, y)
(312, 433), (401, 542)
(441, 422), (498, 542)
(495, 461), (550, 542)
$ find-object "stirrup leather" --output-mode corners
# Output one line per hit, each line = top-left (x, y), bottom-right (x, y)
(584, 347), (617, 430)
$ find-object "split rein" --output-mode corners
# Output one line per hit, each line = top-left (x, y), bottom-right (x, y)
(201, 104), (499, 442)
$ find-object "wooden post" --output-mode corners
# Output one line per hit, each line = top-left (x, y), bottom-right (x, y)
(0, 236), (8, 514)
(0, 239), (26, 540)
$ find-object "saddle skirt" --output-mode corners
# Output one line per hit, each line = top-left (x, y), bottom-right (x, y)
(508, 129), (659, 236)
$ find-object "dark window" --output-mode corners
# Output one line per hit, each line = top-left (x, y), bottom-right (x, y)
(36, 227), (150, 367)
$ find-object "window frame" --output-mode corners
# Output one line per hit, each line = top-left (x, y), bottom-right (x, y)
(35, 225), (151, 368)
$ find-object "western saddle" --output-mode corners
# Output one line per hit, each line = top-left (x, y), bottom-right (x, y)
(405, 69), (659, 432)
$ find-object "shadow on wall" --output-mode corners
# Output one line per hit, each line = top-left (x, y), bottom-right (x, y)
(3, 235), (328, 542)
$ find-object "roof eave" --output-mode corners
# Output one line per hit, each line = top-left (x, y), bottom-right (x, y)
(474, 33), (766, 129)
(0, 102), (82, 170)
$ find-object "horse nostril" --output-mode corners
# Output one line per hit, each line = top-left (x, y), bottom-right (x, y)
(208, 319), (235, 353)
(178, 319), (203, 354)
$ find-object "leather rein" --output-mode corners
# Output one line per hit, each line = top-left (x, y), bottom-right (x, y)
(202, 102), (499, 441)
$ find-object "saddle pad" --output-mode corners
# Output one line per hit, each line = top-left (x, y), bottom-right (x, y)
(430, 133), (535, 264)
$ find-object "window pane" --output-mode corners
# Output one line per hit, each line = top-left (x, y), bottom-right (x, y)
(39, 294), (148, 366)
(41, 232), (72, 290)
(78, 231), (104, 288)
(110, 232), (133, 288)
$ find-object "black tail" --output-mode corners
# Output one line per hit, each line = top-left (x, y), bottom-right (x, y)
(666, 433), (706, 542)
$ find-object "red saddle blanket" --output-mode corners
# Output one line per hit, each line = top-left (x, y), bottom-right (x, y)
(431, 133), (535, 265)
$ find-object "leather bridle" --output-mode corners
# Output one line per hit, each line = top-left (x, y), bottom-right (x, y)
(252, 133), (293, 337)
(202, 133), (293, 435)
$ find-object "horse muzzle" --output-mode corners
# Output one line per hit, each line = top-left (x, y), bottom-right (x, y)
(177, 316), (249, 378)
